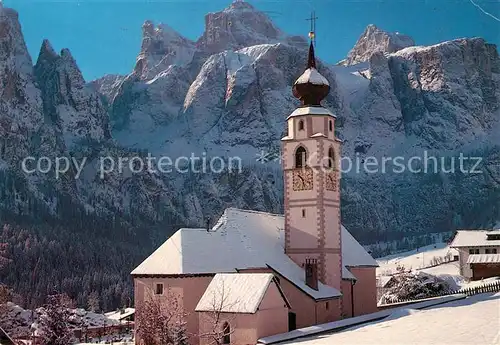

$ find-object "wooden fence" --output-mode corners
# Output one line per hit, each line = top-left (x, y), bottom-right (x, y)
(381, 280), (500, 305)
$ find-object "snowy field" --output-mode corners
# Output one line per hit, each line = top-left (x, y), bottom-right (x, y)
(376, 243), (458, 274)
(283, 292), (500, 345)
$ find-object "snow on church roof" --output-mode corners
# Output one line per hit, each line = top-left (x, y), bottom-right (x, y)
(195, 273), (284, 313)
(295, 68), (329, 86)
(131, 208), (377, 299)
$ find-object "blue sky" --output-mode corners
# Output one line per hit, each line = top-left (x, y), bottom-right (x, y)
(6, 0), (500, 81)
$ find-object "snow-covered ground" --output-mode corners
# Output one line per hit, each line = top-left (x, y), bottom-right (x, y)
(419, 262), (465, 290)
(282, 292), (500, 345)
(376, 243), (500, 291)
(376, 243), (458, 274)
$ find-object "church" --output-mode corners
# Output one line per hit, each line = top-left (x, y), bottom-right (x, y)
(131, 41), (378, 345)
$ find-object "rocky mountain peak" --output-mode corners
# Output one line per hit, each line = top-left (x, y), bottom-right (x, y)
(39, 39), (58, 59)
(226, 0), (255, 12)
(133, 20), (196, 80)
(35, 44), (109, 147)
(196, 0), (307, 53)
(0, 4), (34, 75)
(342, 24), (414, 66)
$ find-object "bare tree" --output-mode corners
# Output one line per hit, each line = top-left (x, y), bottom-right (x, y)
(135, 287), (188, 345)
(38, 294), (75, 345)
(198, 280), (238, 345)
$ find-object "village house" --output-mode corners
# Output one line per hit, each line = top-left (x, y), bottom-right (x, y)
(450, 230), (500, 280)
(131, 41), (378, 345)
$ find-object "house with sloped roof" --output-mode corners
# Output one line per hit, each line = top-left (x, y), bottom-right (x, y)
(131, 40), (378, 345)
(195, 273), (290, 345)
(450, 230), (500, 280)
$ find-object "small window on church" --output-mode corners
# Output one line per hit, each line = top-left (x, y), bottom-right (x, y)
(328, 148), (335, 170)
(326, 301), (330, 310)
(222, 322), (230, 344)
(329, 120), (333, 132)
(295, 146), (307, 168)
(155, 283), (163, 295)
(302, 209), (306, 218)
(298, 120), (305, 131)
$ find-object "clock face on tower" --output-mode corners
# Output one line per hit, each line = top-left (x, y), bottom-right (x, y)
(326, 171), (338, 191)
(293, 168), (313, 191)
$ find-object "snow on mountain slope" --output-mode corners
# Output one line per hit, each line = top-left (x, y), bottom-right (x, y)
(112, 41), (343, 161)
(89, 74), (125, 105)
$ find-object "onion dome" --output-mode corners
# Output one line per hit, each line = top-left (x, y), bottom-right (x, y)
(292, 42), (330, 106)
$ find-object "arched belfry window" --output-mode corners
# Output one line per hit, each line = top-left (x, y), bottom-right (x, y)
(329, 120), (333, 132)
(222, 322), (230, 344)
(295, 146), (307, 168)
(298, 120), (305, 131)
(328, 147), (336, 170)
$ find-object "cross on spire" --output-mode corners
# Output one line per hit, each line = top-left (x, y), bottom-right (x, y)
(306, 11), (318, 47)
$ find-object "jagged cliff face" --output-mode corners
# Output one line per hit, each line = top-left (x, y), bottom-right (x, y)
(348, 38), (500, 156)
(342, 24), (414, 66)
(134, 21), (196, 80)
(34, 40), (110, 149)
(0, 0), (499, 248)
(0, 4), (45, 166)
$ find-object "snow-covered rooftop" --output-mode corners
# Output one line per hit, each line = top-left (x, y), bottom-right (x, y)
(195, 273), (285, 313)
(450, 230), (500, 248)
(265, 292), (500, 345)
(286, 106), (335, 120)
(132, 208), (377, 300)
(295, 68), (329, 86)
(467, 254), (500, 264)
(105, 308), (135, 321)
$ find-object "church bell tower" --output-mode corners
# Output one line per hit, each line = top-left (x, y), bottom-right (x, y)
(282, 39), (342, 291)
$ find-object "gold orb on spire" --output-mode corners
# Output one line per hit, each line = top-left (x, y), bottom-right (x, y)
(308, 31), (315, 40)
